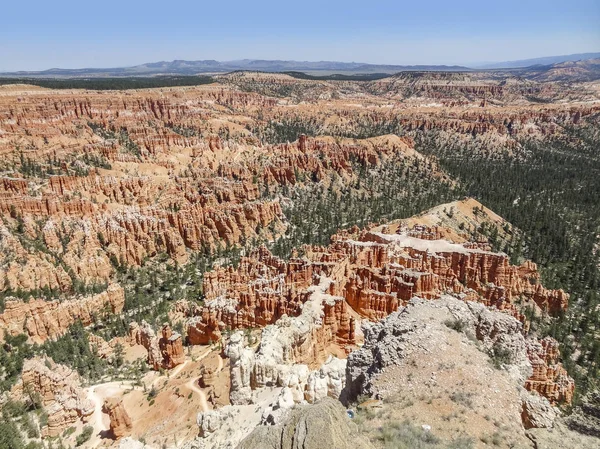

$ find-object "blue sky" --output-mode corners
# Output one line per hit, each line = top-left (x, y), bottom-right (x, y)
(2, 0), (599, 71)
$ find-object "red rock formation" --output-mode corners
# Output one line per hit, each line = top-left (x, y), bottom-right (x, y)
(129, 321), (184, 370)
(525, 337), (575, 404)
(188, 219), (572, 405)
(190, 225), (567, 344)
(0, 284), (125, 343)
(159, 324), (185, 368)
(103, 397), (133, 439)
(10, 357), (94, 437)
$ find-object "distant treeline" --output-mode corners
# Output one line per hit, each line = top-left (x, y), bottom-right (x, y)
(282, 71), (390, 81)
(0, 72), (392, 90)
(0, 76), (215, 90)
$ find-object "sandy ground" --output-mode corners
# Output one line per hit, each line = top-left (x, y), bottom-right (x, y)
(83, 345), (226, 448)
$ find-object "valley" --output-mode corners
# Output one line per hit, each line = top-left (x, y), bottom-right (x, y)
(0, 63), (599, 449)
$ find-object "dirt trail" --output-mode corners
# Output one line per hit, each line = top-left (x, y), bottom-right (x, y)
(87, 387), (109, 433)
(185, 376), (210, 412)
(86, 380), (141, 438)
(181, 348), (215, 412)
(85, 347), (218, 444)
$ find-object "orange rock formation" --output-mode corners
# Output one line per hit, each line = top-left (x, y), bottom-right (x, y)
(103, 397), (133, 439)
(129, 321), (184, 370)
(10, 357), (94, 437)
(187, 219), (572, 405)
(0, 284), (125, 343)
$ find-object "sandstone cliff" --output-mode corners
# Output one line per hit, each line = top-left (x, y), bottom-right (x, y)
(129, 321), (184, 370)
(10, 357), (94, 437)
(103, 397), (133, 439)
(0, 284), (125, 343)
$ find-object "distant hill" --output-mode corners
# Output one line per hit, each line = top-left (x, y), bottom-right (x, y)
(2, 54), (599, 81)
(0, 59), (471, 78)
(476, 52), (600, 69)
(524, 58), (600, 82)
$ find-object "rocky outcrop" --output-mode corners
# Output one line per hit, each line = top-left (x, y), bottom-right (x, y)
(103, 397), (133, 439)
(343, 296), (573, 421)
(259, 356), (347, 426)
(88, 334), (128, 359)
(158, 323), (185, 368)
(10, 357), (94, 437)
(0, 284), (125, 343)
(225, 275), (353, 405)
(525, 337), (575, 404)
(189, 217), (567, 351)
(522, 394), (559, 429)
(237, 398), (374, 449)
(186, 203), (573, 413)
(129, 321), (184, 370)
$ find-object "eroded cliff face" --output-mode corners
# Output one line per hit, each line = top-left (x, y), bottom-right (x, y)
(525, 337), (575, 404)
(103, 397), (133, 439)
(0, 86), (433, 292)
(10, 357), (94, 437)
(0, 79), (592, 448)
(128, 321), (184, 370)
(1, 79), (595, 299)
(186, 201), (572, 407)
(190, 224), (567, 345)
(0, 283), (125, 343)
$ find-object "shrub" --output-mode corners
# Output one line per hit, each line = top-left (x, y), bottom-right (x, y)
(450, 391), (474, 408)
(490, 345), (514, 369)
(444, 318), (467, 333)
(76, 426), (94, 446)
(376, 420), (441, 449)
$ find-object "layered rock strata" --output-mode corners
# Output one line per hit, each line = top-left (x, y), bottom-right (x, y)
(103, 397), (133, 439)
(10, 357), (94, 437)
(0, 284), (125, 343)
(193, 224), (567, 343)
(129, 321), (184, 370)
(188, 206), (571, 407)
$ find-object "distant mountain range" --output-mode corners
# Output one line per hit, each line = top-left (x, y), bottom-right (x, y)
(475, 52), (600, 69)
(1, 53), (598, 78)
(0, 60), (470, 78)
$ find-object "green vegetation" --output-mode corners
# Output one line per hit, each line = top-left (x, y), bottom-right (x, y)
(0, 334), (35, 392)
(251, 114), (404, 143)
(269, 155), (457, 258)
(0, 399), (44, 449)
(0, 76), (215, 90)
(75, 426), (93, 446)
(42, 321), (108, 382)
(7, 149), (111, 178)
(415, 118), (600, 398)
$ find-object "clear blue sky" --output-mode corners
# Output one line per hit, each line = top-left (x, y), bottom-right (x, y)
(2, 0), (599, 71)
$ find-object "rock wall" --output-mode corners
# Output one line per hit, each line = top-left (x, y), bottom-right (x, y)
(0, 284), (125, 343)
(188, 222), (567, 348)
(224, 275), (352, 405)
(188, 211), (572, 410)
(525, 337), (575, 404)
(10, 357), (94, 437)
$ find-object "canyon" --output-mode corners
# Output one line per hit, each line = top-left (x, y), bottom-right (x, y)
(0, 68), (598, 449)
